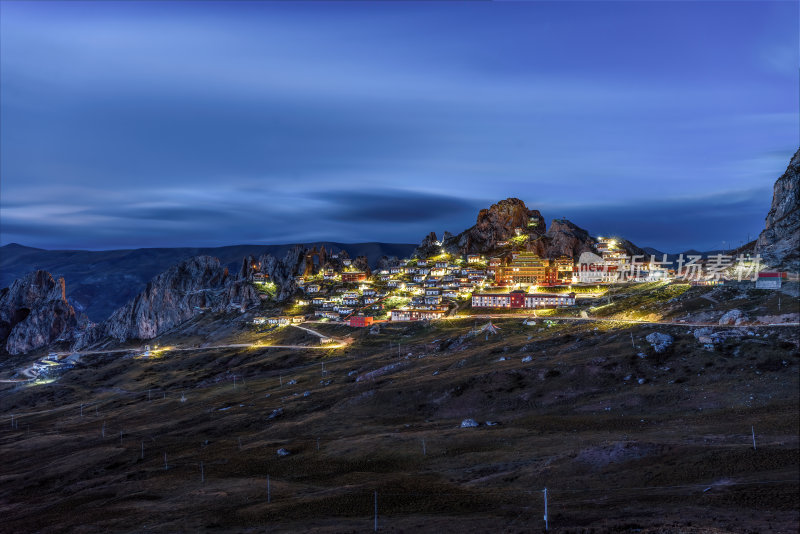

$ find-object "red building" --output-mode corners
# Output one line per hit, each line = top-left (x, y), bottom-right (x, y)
(342, 272), (367, 283)
(349, 316), (374, 327)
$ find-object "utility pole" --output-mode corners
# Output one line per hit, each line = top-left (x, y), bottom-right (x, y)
(543, 487), (549, 531)
(752, 426), (757, 450)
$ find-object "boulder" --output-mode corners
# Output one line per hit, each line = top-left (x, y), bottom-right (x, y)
(719, 309), (745, 326)
(645, 332), (673, 353)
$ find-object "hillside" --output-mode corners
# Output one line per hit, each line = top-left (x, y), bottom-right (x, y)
(0, 242), (416, 322)
(0, 283), (797, 533)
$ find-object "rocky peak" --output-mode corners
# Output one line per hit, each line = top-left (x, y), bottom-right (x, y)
(413, 198), (645, 260)
(92, 253), (295, 345)
(0, 270), (79, 354)
(474, 198), (545, 238)
(543, 219), (596, 258)
(755, 148), (800, 272)
(414, 198), (546, 257)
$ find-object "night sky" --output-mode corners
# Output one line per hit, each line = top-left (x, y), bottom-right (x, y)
(1, 1), (797, 253)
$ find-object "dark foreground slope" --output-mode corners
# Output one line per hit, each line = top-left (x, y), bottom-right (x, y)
(0, 288), (797, 533)
(0, 242), (416, 321)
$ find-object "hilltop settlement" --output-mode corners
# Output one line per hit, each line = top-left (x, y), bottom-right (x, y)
(0, 149), (798, 357)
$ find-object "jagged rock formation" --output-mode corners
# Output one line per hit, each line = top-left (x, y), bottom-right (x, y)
(99, 256), (249, 342)
(0, 270), (79, 354)
(241, 245), (308, 302)
(413, 198), (643, 259)
(415, 198), (546, 257)
(352, 255), (372, 275)
(415, 232), (441, 257)
(543, 219), (596, 258)
(71, 247), (315, 348)
(376, 256), (399, 271)
(755, 148), (800, 273)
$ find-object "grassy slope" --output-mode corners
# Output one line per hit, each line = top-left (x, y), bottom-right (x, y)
(0, 290), (798, 533)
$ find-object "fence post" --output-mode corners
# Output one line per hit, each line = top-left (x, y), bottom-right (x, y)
(543, 487), (549, 531)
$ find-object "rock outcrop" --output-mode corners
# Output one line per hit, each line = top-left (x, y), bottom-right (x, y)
(0, 270), (79, 354)
(76, 247), (312, 347)
(755, 148), (800, 273)
(718, 309), (746, 326)
(413, 198), (643, 259)
(415, 198), (546, 257)
(645, 332), (673, 353)
(101, 256), (246, 342)
(244, 245), (307, 301)
(543, 219), (596, 258)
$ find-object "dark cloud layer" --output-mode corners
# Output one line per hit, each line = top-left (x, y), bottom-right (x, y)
(312, 190), (480, 223)
(0, 2), (796, 252)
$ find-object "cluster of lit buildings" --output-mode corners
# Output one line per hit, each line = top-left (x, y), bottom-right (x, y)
(471, 290), (576, 309)
(249, 236), (685, 325)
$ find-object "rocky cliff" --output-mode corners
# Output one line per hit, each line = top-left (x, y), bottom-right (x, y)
(542, 219), (597, 258)
(99, 256), (248, 342)
(413, 198), (643, 259)
(0, 270), (80, 354)
(414, 198), (546, 257)
(240, 245), (307, 302)
(755, 148), (800, 273)
(96, 249), (311, 345)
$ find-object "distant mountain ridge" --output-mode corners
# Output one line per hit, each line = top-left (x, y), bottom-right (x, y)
(0, 242), (417, 321)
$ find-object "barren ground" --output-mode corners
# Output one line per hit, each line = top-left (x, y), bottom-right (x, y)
(1, 284), (798, 533)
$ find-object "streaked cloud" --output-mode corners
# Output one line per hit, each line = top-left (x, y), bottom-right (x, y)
(0, 1), (796, 252)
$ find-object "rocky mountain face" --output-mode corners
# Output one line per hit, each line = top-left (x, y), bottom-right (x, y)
(541, 219), (597, 258)
(413, 198), (643, 259)
(240, 245), (307, 302)
(98, 256), (253, 343)
(755, 148), (800, 273)
(0, 270), (80, 355)
(1, 242), (381, 352)
(415, 198), (546, 257)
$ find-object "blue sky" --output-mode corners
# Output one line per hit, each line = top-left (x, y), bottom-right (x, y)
(0, 0), (797, 252)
